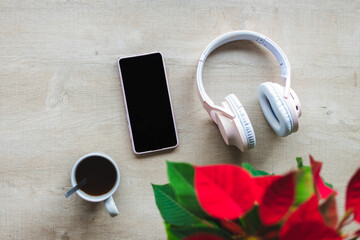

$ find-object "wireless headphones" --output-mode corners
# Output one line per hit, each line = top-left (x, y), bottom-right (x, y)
(196, 30), (302, 152)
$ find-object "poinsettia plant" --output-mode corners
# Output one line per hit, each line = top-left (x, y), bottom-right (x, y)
(152, 155), (360, 240)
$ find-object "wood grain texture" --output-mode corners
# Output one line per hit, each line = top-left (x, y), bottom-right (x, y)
(0, 0), (359, 239)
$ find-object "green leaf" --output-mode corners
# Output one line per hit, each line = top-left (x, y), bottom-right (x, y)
(294, 167), (315, 206)
(169, 225), (232, 240)
(240, 206), (282, 238)
(241, 163), (270, 176)
(240, 206), (263, 235)
(152, 184), (201, 226)
(167, 161), (207, 218)
(165, 222), (180, 240)
(296, 157), (303, 169)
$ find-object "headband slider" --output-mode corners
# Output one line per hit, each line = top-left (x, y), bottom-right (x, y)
(256, 36), (266, 45)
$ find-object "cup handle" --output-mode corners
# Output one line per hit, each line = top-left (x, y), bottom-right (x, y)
(104, 196), (118, 217)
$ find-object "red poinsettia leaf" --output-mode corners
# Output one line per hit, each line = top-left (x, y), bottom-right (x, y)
(254, 175), (281, 202)
(263, 229), (281, 240)
(183, 233), (227, 240)
(319, 193), (338, 229)
(280, 196), (341, 240)
(355, 229), (360, 236)
(194, 165), (257, 220)
(280, 221), (342, 240)
(259, 172), (296, 225)
(281, 195), (322, 235)
(346, 168), (360, 223)
(310, 155), (336, 199)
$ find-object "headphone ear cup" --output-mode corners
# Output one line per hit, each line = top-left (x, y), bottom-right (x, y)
(258, 82), (294, 137)
(215, 94), (255, 152)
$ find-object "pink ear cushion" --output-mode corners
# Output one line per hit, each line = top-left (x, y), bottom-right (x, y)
(258, 83), (293, 137)
(225, 94), (256, 149)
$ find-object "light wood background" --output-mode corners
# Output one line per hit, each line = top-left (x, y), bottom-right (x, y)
(0, 0), (359, 239)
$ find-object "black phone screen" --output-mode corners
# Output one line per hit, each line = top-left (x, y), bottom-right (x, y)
(119, 53), (178, 154)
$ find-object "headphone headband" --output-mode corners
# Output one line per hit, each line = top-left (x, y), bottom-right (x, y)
(196, 31), (291, 121)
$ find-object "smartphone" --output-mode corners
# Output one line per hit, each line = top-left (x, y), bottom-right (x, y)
(118, 52), (179, 154)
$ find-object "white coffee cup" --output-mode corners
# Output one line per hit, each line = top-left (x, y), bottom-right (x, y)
(71, 152), (120, 217)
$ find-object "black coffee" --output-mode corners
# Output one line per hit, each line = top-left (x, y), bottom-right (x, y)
(75, 156), (117, 196)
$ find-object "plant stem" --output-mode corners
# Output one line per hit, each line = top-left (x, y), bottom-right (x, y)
(201, 219), (215, 228)
(337, 208), (354, 232)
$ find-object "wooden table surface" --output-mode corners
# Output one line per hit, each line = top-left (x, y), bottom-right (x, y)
(0, 0), (359, 239)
